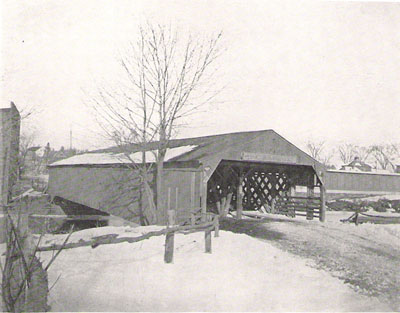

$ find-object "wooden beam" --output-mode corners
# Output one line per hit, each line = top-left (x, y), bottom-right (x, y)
(220, 166), (228, 210)
(320, 185), (326, 222)
(306, 186), (314, 220)
(190, 172), (196, 207)
(223, 192), (233, 217)
(288, 186), (296, 216)
(236, 168), (244, 220)
(201, 170), (207, 222)
(221, 160), (314, 174)
(228, 165), (239, 181)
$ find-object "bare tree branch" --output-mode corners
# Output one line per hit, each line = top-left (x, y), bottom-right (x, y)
(88, 24), (223, 224)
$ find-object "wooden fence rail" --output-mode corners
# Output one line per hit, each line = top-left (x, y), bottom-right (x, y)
(35, 210), (220, 264)
(275, 196), (322, 220)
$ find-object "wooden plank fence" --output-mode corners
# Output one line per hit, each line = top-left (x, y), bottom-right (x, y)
(275, 196), (322, 220)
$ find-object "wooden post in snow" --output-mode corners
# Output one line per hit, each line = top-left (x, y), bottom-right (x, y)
(205, 228), (212, 253)
(319, 185), (326, 222)
(214, 215), (219, 237)
(164, 231), (175, 263)
(236, 168), (244, 220)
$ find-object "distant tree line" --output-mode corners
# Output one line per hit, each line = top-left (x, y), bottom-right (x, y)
(306, 141), (400, 172)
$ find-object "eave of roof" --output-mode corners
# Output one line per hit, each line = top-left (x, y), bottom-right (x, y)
(49, 129), (322, 170)
(91, 129), (275, 154)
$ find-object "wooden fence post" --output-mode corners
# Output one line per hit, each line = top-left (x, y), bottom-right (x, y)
(167, 209), (176, 226)
(306, 186), (314, 220)
(289, 186), (296, 217)
(190, 212), (195, 226)
(214, 216), (219, 237)
(205, 229), (212, 253)
(319, 185), (326, 222)
(164, 231), (175, 263)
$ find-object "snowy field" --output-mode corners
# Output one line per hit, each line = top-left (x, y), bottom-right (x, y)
(30, 223), (391, 312)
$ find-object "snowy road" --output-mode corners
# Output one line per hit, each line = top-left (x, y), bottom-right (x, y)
(221, 213), (400, 311)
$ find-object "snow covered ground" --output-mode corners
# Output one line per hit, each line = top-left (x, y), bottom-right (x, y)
(2, 208), (398, 311)
(33, 224), (391, 312)
(342, 193), (400, 202)
(222, 211), (400, 310)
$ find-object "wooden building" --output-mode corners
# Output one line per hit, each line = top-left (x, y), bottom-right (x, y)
(48, 130), (327, 224)
(325, 170), (400, 196)
(1, 102), (20, 207)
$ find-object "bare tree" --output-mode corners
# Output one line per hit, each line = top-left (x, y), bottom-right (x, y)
(338, 143), (357, 165)
(1, 199), (73, 312)
(337, 143), (374, 168)
(306, 141), (325, 160)
(17, 130), (37, 178)
(353, 145), (371, 163)
(369, 144), (399, 170)
(90, 24), (223, 224)
(306, 140), (335, 167)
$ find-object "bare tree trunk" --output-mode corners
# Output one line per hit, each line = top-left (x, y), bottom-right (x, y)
(143, 176), (157, 224)
(90, 24), (222, 225)
(156, 148), (166, 224)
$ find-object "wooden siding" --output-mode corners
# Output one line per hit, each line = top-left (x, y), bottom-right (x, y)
(325, 170), (400, 194)
(0, 102), (20, 207)
(48, 166), (149, 222)
(47, 130), (324, 224)
(162, 169), (202, 222)
(48, 166), (202, 224)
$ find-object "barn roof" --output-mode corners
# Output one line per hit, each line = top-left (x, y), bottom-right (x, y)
(49, 129), (323, 174)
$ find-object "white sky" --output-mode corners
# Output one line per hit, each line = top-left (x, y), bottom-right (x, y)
(1, 0), (400, 152)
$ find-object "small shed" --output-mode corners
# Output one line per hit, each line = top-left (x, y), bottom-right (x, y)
(48, 130), (326, 224)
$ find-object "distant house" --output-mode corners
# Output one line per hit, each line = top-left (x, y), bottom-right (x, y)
(26, 146), (41, 162)
(340, 157), (372, 172)
(386, 159), (400, 174)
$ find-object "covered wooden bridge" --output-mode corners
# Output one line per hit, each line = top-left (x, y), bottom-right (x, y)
(48, 129), (326, 224)
(207, 159), (325, 221)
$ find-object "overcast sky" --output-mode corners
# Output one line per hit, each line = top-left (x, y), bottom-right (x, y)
(1, 0), (399, 152)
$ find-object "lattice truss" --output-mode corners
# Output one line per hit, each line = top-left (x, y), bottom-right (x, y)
(242, 170), (290, 210)
(207, 167), (237, 208)
(207, 166), (291, 211)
